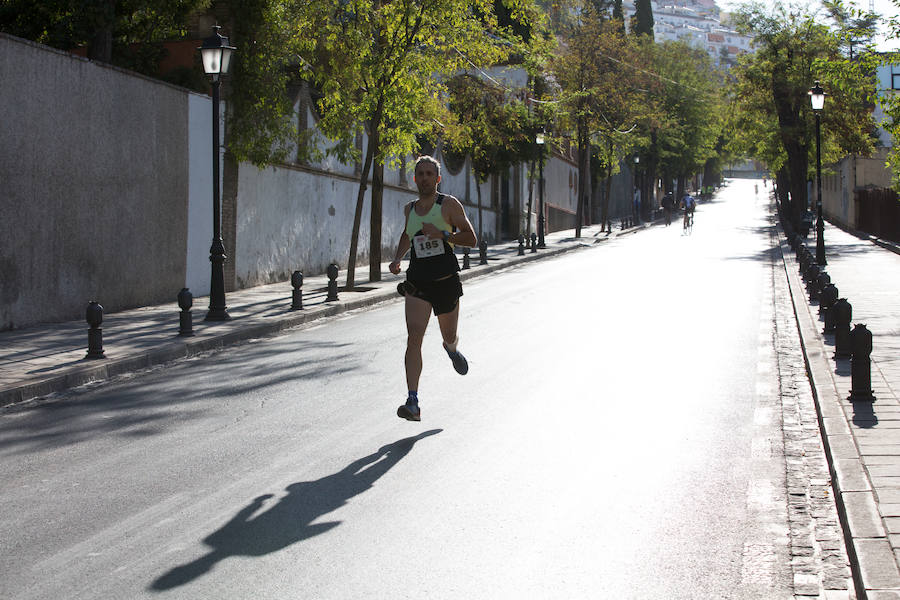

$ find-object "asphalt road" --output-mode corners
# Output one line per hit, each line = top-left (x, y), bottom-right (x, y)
(1, 180), (799, 599)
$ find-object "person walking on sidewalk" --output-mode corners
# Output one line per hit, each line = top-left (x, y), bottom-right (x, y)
(389, 155), (478, 421)
(662, 191), (674, 226)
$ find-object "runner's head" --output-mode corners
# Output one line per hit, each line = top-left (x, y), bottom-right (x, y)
(414, 155), (441, 196)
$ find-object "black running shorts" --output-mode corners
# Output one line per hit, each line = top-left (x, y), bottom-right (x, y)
(404, 274), (463, 316)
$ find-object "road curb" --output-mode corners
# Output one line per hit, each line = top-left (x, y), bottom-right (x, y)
(776, 224), (900, 599)
(0, 240), (593, 408)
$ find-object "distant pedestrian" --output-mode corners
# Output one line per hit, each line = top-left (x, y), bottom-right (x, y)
(662, 191), (674, 226)
(633, 187), (642, 224)
(389, 156), (478, 422)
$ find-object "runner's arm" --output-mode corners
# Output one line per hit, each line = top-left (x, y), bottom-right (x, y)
(389, 205), (413, 275)
(443, 196), (477, 248)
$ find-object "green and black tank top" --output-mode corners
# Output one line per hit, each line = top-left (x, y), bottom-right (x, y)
(405, 194), (460, 281)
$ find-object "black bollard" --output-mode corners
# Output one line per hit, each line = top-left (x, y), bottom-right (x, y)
(798, 247), (809, 276)
(85, 301), (105, 359)
(807, 265), (821, 302)
(177, 288), (194, 336)
(848, 324), (876, 402)
(463, 247), (471, 269)
(833, 298), (852, 359)
(326, 263), (339, 302)
(820, 283), (838, 332)
(518, 234), (525, 256)
(815, 272), (830, 305)
(290, 271), (304, 310)
(530, 232), (537, 254)
(479, 240), (488, 265)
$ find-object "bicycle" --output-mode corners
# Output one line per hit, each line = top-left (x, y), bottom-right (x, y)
(683, 209), (694, 234)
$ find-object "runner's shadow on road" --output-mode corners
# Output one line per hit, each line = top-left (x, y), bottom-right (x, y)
(148, 429), (441, 592)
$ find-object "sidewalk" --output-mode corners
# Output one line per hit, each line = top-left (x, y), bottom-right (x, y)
(779, 218), (900, 599)
(1, 222), (657, 408)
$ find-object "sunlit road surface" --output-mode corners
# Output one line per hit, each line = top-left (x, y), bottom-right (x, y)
(0, 180), (798, 599)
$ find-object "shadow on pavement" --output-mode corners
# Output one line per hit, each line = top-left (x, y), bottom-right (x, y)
(148, 429), (441, 592)
(0, 339), (357, 455)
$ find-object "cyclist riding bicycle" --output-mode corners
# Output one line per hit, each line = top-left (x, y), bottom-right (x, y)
(681, 193), (696, 230)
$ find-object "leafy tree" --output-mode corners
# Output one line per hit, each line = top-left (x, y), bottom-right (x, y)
(731, 2), (877, 227)
(631, 0), (653, 39)
(0, 0), (209, 65)
(652, 40), (722, 201)
(444, 74), (533, 238)
(612, 0), (626, 33)
(226, 0), (303, 167)
(298, 0), (536, 287)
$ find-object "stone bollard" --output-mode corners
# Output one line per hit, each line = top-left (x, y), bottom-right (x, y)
(833, 298), (852, 359)
(798, 247), (809, 276)
(290, 271), (304, 310)
(803, 256), (818, 285)
(463, 247), (471, 269)
(820, 283), (838, 332)
(177, 288), (194, 336)
(326, 263), (339, 302)
(807, 265), (822, 302)
(848, 324), (876, 402)
(518, 234), (525, 256)
(479, 240), (488, 265)
(85, 301), (106, 359)
(815, 272), (830, 305)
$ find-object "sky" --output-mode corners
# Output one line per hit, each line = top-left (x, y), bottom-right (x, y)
(717, 0), (899, 51)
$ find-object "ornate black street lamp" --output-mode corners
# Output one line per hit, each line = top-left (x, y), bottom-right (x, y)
(809, 81), (827, 266)
(536, 131), (546, 248)
(199, 26), (235, 321)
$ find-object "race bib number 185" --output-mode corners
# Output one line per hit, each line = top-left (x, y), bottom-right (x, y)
(413, 234), (445, 258)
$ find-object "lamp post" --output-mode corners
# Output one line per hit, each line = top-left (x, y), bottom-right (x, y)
(536, 131), (546, 248)
(809, 81), (827, 266)
(199, 26), (236, 320)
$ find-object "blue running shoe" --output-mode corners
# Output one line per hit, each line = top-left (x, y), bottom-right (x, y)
(397, 399), (421, 421)
(443, 342), (469, 375)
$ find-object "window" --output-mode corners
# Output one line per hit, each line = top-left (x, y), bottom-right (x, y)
(893, 73), (900, 90)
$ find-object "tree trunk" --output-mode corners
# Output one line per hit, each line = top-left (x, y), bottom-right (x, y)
(525, 161), (535, 243)
(369, 140), (384, 282)
(87, 0), (115, 63)
(575, 119), (587, 238)
(346, 132), (376, 290)
(776, 167), (790, 217)
(347, 96), (385, 289)
(602, 163), (613, 227)
(476, 179), (483, 239)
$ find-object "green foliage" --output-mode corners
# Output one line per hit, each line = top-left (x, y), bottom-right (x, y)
(553, 15), (653, 169)
(444, 74), (532, 183)
(0, 0), (209, 66)
(651, 40), (723, 180)
(730, 2), (878, 172)
(631, 0), (653, 39)
(296, 0), (536, 168)
(225, 0), (301, 166)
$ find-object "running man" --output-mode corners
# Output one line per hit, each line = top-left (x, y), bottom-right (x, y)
(389, 155), (478, 421)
